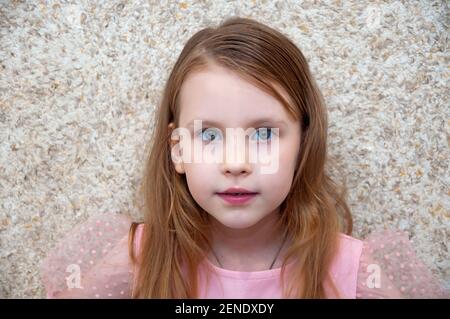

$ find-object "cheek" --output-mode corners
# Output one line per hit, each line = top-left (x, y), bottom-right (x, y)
(184, 163), (215, 201)
(258, 141), (299, 198)
(280, 132), (301, 173)
(281, 140), (300, 174)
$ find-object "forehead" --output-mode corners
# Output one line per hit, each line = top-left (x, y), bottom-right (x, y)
(178, 65), (294, 127)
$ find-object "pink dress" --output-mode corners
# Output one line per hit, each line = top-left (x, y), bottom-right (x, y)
(40, 213), (449, 298)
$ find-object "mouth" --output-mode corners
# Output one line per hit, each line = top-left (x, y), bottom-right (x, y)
(215, 188), (259, 205)
(216, 192), (258, 196)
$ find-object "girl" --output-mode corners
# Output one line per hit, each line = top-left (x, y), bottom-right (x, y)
(40, 17), (448, 299)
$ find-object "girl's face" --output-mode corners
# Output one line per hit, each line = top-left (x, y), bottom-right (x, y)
(170, 64), (301, 229)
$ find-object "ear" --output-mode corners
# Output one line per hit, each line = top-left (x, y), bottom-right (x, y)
(168, 122), (185, 174)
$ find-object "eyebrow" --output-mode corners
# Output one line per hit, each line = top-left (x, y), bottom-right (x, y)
(185, 118), (287, 129)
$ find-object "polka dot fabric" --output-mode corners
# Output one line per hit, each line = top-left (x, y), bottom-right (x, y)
(356, 229), (449, 298)
(40, 213), (139, 298)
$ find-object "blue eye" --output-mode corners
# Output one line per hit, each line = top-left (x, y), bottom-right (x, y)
(199, 128), (222, 142)
(251, 127), (274, 141)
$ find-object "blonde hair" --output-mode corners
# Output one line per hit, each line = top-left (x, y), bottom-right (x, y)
(128, 17), (353, 298)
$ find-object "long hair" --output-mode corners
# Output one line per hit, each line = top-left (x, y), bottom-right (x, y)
(128, 17), (353, 298)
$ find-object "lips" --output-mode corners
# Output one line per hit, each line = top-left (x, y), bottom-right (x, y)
(216, 187), (259, 205)
(216, 187), (258, 195)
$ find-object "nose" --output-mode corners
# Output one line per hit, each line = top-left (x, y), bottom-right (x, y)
(221, 159), (252, 176)
(219, 135), (252, 176)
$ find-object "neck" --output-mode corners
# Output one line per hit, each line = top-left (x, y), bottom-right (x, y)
(208, 209), (289, 271)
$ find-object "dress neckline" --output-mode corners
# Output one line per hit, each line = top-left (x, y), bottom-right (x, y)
(202, 256), (296, 279)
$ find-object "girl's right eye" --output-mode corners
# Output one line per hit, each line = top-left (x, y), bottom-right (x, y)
(198, 128), (222, 142)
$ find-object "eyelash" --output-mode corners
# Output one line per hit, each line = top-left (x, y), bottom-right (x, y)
(196, 127), (278, 142)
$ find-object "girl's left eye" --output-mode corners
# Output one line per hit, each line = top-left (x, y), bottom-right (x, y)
(251, 127), (275, 141)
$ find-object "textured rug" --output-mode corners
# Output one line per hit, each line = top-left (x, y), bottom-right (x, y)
(0, 1), (448, 298)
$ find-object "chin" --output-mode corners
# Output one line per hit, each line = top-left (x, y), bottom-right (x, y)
(215, 215), (262, 230)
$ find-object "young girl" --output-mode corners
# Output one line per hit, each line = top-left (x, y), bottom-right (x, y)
(40, 17), (448, 299)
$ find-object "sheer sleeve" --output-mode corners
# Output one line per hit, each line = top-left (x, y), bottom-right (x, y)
(356, 229), (449, 299)
(39, 212), (142, 299)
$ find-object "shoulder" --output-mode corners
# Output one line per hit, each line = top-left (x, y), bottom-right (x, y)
(338, 232), (363, 245)
(136, 223), (145, 238)
(130, 222), (145, 261)
(326, 233), (364, 298)
(335, 233), (365, 271)
(337, 232), (364, 257)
